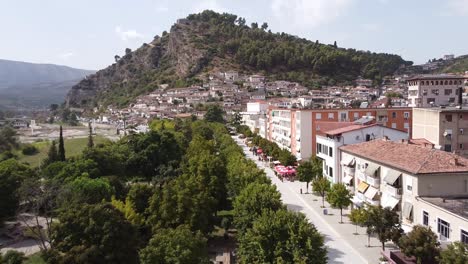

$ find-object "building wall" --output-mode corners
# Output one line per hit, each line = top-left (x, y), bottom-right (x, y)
(413, 108), (468, 157)
(413, 198), (468, 243)
(407, 78), (464, 107)
(417, 173), (468, 197)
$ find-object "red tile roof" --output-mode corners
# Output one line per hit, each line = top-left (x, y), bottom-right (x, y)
(340, 139), (468, 175)
(324, 124), (377, 136)
(316, 121), (355, 136)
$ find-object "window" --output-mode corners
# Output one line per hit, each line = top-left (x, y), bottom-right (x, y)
(449, 98), (455, 103)
(432, 89), (439, 95)
(445, 144), (452, 152)
(423, 211), (429, 226)
(392, 123), (397, 129)
(445, 89), (453, 95)
(328, 113), (334, 119)
(316, 143), (322, 153)
(461, 128), (464, 134)
(329, 167), (333, 177)
(460, 144), (464, 150)
(329, 147), (333, 157)
(392, 112), (397, 118)
(427, 98), (435, 104)
(316, 113), (322, 120)
(404, 123), (409, 129)
(460, 114), (463, 119)
(354, 113), (359, 118)
(407, 185), (412, 191)
(461, 230), (468, 244)
(438, 218), (450, 239)
(422, 90), (428, 96)
(446, 114), (453, 122)
(404, 112), (410, 119)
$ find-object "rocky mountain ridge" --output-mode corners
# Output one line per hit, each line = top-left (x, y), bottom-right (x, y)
(66, 10), (412, 110)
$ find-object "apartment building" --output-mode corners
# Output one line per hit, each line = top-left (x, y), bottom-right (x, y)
(316, 123), (408, 183)
(413, 107), (468, 157)
(266, 107), (412, 160)
(407, 75), (465, 107)
(241, 101), (268, 135)
(340, 139), (468, 243)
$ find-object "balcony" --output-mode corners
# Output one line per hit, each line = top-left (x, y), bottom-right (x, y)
(357, 172), (366, 182)
(346, 185), (355, 193)
(385, 184), (402, 198)
(366, 176), (380, 188)
(356, 192), (366, 202)
(344, 167), (355, 176)
(366, 198), (380, 206)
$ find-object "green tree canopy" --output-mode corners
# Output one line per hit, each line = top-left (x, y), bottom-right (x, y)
(367, 205), (403, 250)
(312, 176), (330, 207)
(139, 226), (210, 264)
(0, 159), (33, 224)
(439, 241), (468, 264)
(62, 176), (113, 205)
(327, 183), (352, 223)
(398, 225), (440, 264)
(204, 104), (225, 123)
(238, 209), (327, 264)
(233, 183), (284, 233)
(297, 156), (322, 193)
(0, 126), (18, 152)
(51, 203), (139, 264)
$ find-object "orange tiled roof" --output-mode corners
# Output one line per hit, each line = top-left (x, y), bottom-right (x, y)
(340, 139), (468, 175)
(324, 124), (377, 136)
(316, 121), (355, 136)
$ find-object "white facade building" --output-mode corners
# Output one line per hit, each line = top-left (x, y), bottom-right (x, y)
(340, 139), (468, 242)
(316, 124), (408, 183)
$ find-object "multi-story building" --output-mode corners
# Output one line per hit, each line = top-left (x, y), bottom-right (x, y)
(340, 139), (468, 243)
(316, 123), (408, 183)
(407, 75), (465, 107)
(241, 101), (268, 135)
(266, 107), (412, 160)
(413, 107), (468, 157)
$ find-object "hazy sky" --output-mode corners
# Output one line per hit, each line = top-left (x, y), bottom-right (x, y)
(1, 0), (467, 70)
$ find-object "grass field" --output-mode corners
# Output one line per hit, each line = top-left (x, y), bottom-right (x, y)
(17, 136), (108, 167)
(23, 253), (46, 264)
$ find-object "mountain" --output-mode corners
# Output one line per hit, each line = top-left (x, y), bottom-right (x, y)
(437, 55), (468, 73)
(66, 10), (412, 109)
(0, 59), (94, 110)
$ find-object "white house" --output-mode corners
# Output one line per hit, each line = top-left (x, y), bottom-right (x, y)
(316, 123), (408, 183)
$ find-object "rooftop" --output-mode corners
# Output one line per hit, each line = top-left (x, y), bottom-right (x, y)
(420, 197), (468, 220)
(323, 124), (377, 136)
(407, 74), (465, 81)
(340, 139), (468, 175)
(414, 107), (468, 113)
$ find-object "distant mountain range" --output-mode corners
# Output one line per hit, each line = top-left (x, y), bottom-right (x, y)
(0, 59), (94, 110)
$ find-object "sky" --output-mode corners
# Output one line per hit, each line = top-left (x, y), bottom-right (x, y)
(1, 0), (467, 70)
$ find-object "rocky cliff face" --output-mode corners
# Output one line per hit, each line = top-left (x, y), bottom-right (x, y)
(66, 19), (210, 108)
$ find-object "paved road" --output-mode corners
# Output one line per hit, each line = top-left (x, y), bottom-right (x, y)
(234, 137), (370, 264)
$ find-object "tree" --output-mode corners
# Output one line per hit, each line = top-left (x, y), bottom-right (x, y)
(233, 183), (283, 233)
(51, 203), (139, 264)
(296, 156), (321, 193)
(231, 111), (242, 127)
(251, 22), (258, 29)
(139, 226), (209, 264)
(0, 126), (18, 152)
(238, 210), (327, 264)
(368, 206), (403, 250)
(439, 241), (468, 264)
(0, 159), (32, 225)
(62, 176), (113, 205)
(114, 55), (121, 62)
(349, 207), (367, 235)
(42, 140), (58, 167)
(204, 104), (225, 123)
(1, 250), (25, 264)
(398, 225), (440, 264)
(333, 41), (338, 48)
(312, 177), (330, 207)
(327, 183), (352, 223)
(87, 122), (94, 148)
(58, 125), (65, 161)
(261, 22), (268, 31)
(126, 183), (153, 215)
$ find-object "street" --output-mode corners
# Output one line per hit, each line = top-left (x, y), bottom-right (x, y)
(234, 136), (390, 264)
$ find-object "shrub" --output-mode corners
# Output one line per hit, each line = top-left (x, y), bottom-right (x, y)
(22, 144), (38, 155)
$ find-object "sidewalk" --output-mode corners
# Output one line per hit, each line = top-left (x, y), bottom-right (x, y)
(235, 137), (396, 264)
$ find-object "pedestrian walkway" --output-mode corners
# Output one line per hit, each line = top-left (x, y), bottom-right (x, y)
(234, 136), (397, 264)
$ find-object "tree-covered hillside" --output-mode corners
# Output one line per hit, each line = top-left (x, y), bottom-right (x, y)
(66, 10), (412, 109)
